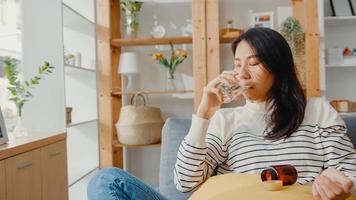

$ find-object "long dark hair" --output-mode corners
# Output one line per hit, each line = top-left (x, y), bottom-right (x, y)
(232, 27), (306, 140)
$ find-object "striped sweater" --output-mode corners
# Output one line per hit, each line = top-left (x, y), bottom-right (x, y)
(174, 98), (356, 195)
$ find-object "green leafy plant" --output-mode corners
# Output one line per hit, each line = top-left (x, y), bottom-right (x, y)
(121, 0), (143, 35)
(3, 57), (54, 117)
(280, 17), (305, 57)
(280, 17), (305, 84)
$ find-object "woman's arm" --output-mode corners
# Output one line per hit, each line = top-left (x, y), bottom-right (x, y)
(311, 99), (356, 198)
(174, 112), (227, 193)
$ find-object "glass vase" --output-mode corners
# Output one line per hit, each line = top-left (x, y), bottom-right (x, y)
(166, 70), (176, 91)
(13, 115), (27, 138)
(125, 11), (139, 38)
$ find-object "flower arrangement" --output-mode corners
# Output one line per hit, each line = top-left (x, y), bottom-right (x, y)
(152, 42), (188, 83)
(121, 0), (143, 37)
(3, 57), (54, 117)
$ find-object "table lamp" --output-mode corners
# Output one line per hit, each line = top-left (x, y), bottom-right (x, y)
(118, 52), (140, 92)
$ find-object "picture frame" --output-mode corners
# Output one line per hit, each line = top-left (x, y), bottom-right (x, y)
(0, 106), (8, 144)
(330, 0), (355, 16)
(250, 11), (274, 29)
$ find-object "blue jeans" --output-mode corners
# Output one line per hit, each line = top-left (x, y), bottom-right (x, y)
(87, 167), (168, 200)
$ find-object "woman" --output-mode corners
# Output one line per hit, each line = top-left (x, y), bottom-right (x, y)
(88, 28), (356, 200)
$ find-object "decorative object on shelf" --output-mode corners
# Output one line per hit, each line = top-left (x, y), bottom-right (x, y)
(64, 53), (75, 65)
(121, 0), (143, 38)
(249, 11), (274, 29)
(219, 20), (244, 38)
(66, 107), (72, 124)
(119, 52), (140, 92)
(326, 47), (344, 64)
(343, 47), (352, 56)
(3, 57), (54, 137)
(151, 42), (188, 90)
(329, 0), (355, 17)
(150, 15), (166, 38)
(115, 92), (164, 145)
(330, 99), (356, 112)
(280, 17), (305, 85)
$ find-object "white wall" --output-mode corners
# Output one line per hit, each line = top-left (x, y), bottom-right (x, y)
(21, 0), (66, 134)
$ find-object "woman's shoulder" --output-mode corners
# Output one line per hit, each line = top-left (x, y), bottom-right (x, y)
(304, 97), (345, 128)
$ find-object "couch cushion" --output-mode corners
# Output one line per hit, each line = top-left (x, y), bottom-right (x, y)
(342, 116), (356, 148)
(159, 118), (192, 200)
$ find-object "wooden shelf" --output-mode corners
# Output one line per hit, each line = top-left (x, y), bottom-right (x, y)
(112, 141), (161, 148)
(325, 63), (356, 68)
(111, 35), (237, 47)
(111, 89), (194, 97)
(111, 36), (192, 47)
(324, 16), (356, 20)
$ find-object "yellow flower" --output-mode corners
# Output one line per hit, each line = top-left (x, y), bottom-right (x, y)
(152, 53), (163, 60)
(176, 49), (188, 58)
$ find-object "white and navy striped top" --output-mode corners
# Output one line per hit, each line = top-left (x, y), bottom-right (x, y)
(174, 98), (356, 194)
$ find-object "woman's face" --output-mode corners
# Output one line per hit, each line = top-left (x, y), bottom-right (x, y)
(234, 40), (274, 102)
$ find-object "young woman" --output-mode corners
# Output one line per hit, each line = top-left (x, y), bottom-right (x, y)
(88, 28), (356, 200)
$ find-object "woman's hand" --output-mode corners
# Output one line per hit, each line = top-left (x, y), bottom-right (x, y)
(197, 71), (241, 119)
(312, 168), (353, 200)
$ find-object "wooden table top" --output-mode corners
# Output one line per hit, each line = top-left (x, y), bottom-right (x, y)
(189, 173), (356, 200)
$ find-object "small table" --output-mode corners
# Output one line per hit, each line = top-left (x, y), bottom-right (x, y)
(189, 173), (356, 200)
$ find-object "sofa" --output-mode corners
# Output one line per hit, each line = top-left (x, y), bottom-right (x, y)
(159, 116), (356, 200)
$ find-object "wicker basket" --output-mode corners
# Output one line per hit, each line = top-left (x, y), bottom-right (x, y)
(115, 92), (164, 145)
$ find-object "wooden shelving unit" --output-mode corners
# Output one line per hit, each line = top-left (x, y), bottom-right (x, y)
(112, 141), (161, 148)
(111, 88), (194, 97)
(111, 35), (237, 47)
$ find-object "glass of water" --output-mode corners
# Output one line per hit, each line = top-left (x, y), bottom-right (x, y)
(218, 81), (247, 103)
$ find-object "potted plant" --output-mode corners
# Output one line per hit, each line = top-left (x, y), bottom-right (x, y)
(121, 0), (143, 38)
(151, 42), (188, 90)
(4, 57), (54, 137)
(280, 17), (305, 85)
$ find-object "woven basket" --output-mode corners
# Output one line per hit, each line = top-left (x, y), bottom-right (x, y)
(116, 92), (164, 145)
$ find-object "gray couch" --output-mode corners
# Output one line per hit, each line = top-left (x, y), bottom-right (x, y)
(159, 116), (356, 200)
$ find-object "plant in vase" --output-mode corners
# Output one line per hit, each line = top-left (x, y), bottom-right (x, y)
(151, 42), (188, 90)
(120, 0), (143, 38)
(3, 57), (54, 137)
(280, 17), (305, 86)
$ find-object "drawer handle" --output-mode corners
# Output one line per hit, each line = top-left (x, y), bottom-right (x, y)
(49, 151), (62, 157)
(17, 161), (33, 170)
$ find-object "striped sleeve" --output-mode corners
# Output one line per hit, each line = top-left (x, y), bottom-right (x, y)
(174, 113), (227, 192)
(318, 100), (356, 195)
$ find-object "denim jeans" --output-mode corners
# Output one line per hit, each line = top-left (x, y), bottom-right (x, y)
(87, 167), (168, 200)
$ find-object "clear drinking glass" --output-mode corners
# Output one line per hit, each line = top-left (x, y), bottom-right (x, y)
(218, 81), (246, 103)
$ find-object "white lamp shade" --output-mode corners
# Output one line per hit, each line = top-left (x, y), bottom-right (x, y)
(119, 52), (140, 74)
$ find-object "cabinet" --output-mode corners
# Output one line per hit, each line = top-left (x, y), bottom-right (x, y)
(96, 0), (320, 175)
(5, 149), (42, 200)
(0, 133), (68, 200)
(41, 141), (68, 200)
(0, 160), (6, 200)
(319, 0), (356, 116)
(62, 0), (99, 186)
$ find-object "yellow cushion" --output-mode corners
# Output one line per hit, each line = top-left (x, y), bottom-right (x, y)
(189, 173), (356, 200)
